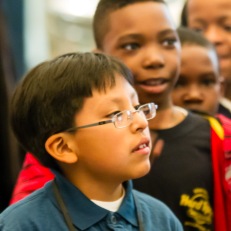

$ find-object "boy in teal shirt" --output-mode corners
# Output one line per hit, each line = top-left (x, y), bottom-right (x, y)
(0, 52), (182, 230)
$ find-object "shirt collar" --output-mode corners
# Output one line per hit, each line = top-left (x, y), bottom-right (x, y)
(50, 171), (138, 230)
(117, 181), (138, 227)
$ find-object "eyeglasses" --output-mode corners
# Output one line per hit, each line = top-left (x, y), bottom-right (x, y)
(64, 102), (157, 132)
(63, 102), (157, 132)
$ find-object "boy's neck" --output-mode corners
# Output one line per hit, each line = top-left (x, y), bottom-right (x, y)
(91, 187), (125, 212)
(148, 105), (187, 130)
(64, 169), (125, 201)
(82, 182), (124, 202)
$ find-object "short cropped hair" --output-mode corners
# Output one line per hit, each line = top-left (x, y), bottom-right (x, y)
(177, 26), (215, 50)
(11, 52), (134, 171)
(180, 1), (188, 27)
(93, 0), (165, 49)
(177, 26), (219, 74)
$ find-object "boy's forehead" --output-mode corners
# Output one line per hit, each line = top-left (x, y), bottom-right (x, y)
(104, 2), (176, 41)
(188, 0), (231, 7)
(109, 1), (174, 24)
(182, 44), (220, 76)
(91, 74), (138, 103)
(188, 0), (231, 14)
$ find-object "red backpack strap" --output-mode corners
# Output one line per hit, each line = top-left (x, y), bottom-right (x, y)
(204, 115), (228, 231)
(204, 115), (224, 139)
(216, 114), (231, 190)
(216, 114), (231, 230)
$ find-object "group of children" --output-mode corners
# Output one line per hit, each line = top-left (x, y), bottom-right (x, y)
(1, 0), (231, 231)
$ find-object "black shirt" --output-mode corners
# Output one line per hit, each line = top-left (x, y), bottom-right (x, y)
(218, 103), (231, 119)
(133, 112), (213, 231)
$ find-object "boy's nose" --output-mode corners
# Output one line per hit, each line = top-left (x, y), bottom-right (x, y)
(131, 112), (149, 132)
(184, 85), (203, 103)
(142, 46), (165, 69)
(204, 26), (224, 45)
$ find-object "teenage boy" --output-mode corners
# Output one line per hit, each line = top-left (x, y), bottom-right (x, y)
(92, 0), (229, 230)
(0, 52), (183, 230)
(172, 26), (223, 116)
(181, 0), (231, 118)
(172, 26), (231, 230)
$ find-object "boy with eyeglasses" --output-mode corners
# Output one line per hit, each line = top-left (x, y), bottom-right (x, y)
(0, 52), (183, 230)
(8, 1), (228, 230)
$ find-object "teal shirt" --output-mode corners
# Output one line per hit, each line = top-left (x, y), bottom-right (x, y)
(0, 171), (183, 230)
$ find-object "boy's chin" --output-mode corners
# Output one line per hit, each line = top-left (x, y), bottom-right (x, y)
(132, 164), (151, 180)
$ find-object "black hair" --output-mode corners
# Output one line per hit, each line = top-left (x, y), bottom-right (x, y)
(176, 26), (220, 82)
(177, 26), (215, 50)
(11, 52), (134, 171)
(180, 0), (188, 27)
(93, 0), (165, 49)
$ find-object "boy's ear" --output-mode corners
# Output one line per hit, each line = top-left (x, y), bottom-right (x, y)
(45, 133), (78, 164)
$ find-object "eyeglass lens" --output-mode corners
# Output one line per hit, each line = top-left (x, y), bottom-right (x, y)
(114, 103), (155, 128)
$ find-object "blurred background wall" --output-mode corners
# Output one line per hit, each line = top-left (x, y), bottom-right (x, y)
(2, 0), (24, 80)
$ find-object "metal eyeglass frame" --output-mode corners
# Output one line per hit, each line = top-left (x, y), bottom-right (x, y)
(63, 102), (158, 132)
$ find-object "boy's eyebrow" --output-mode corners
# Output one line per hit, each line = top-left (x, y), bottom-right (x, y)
(218, 16), (231, 22)
(117, 29), (178, 42)
(117, 34), (143, 42)
(157, 29), (178, 38)
(190, 18), (206, 25)
(191, 16), (231, 27)
(198, 72), (218, 79)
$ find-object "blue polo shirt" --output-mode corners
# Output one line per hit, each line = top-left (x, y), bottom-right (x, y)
(0, 171), (183, 230)
(49, 172), (139, 230)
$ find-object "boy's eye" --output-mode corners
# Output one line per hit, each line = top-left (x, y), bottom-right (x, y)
(174, 78), (187, 88)
(194, 28), (204, 33)
(107, 111), (121, 118)
(190, 25), (204, 33)
(106, 104), (140, 118)
(122, 43), (140, 51)
(201, 78), (216, 86)
(223, 25), (231, 32)
(134, 104), (141, 110)
(162, 37), (178, 47)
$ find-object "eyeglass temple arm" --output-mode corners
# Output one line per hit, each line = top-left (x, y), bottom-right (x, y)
(64, 119), (113, 132)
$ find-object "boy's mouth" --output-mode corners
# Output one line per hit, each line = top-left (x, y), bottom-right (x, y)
(132, 138), (150, 152)
(139, 78), (167, 86)
(135, 78), (169, 94)
(139, 144), (147, 148)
